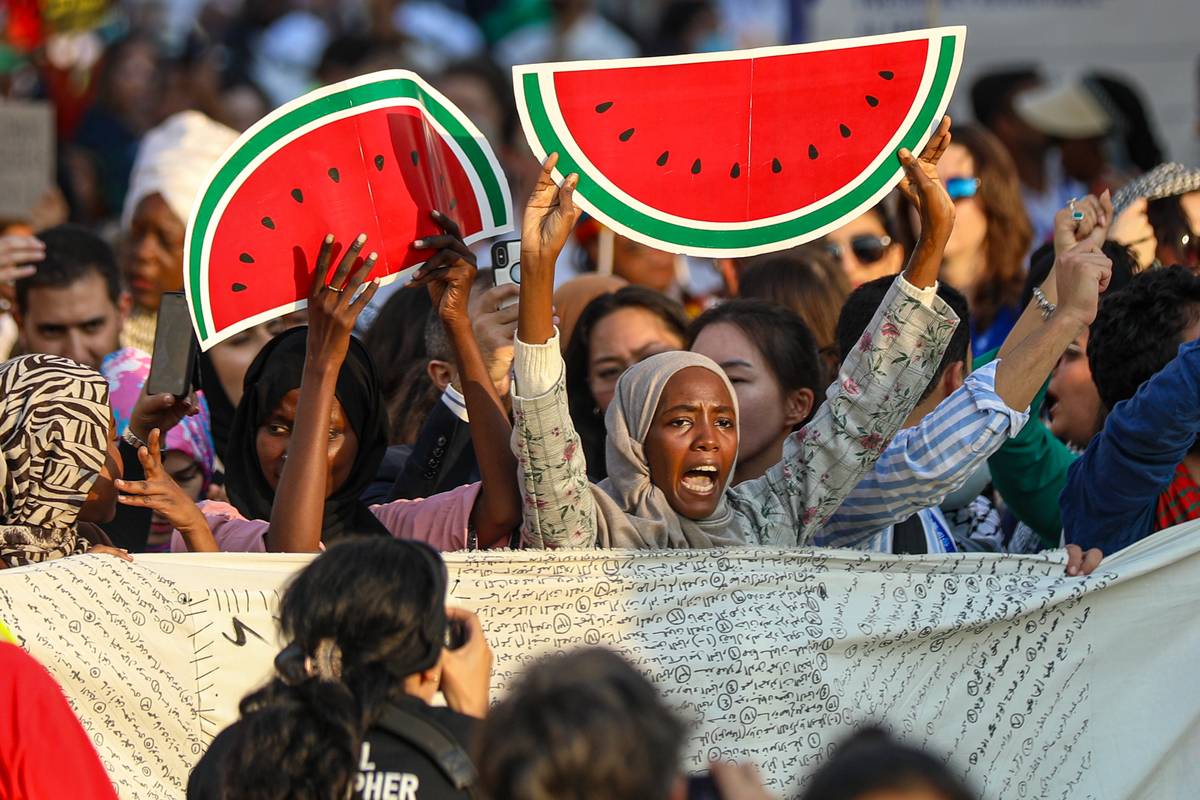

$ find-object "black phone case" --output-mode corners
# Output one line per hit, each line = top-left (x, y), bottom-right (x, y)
(146, 292), (200, 397)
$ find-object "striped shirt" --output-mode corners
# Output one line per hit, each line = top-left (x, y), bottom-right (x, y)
(815, 360), (1028, 551)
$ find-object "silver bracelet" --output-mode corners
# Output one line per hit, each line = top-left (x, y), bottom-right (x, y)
(1032, 286), (1057, 320)
(122, 429), (148, 450)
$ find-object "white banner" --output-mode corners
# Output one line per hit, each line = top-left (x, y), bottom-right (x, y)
(3, 523), (1200, 799)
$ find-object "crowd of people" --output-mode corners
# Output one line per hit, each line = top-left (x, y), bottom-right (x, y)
(2, 1), (1199, 798)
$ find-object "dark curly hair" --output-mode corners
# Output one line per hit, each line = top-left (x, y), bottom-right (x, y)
(216, 537), (450, 800)
(687, 299), (823, 423)
(475, 648), (686, 800)
(564, 287), (689, 482)
(1088, 266), (1200, 411)
(799, 725), (977, 800)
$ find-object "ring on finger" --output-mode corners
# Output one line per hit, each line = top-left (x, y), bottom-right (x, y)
(1069, 197), (1085, 222)
(325, 284), (344, 294)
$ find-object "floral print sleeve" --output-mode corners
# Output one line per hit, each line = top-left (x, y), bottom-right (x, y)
(728, 276), (959, 546)
(510, 334), (598, 549)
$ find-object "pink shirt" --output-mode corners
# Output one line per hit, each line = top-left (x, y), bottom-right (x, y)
(170, 481), (482, 553)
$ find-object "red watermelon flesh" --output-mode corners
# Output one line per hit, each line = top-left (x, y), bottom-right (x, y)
(552, 38), (927, 223)
(206, 107), (482, 335)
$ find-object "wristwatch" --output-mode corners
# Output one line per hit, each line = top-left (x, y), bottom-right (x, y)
(122, 429), (149, 450)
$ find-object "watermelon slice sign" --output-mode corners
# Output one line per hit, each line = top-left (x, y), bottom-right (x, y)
(185, 70), (512, 350)
(515, 27), (964, 256)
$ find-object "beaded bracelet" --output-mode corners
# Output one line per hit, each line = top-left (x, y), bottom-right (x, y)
(1032, 286), (1057, 320)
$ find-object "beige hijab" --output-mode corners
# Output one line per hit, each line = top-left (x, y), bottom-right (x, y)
(591, 351), (747, 549)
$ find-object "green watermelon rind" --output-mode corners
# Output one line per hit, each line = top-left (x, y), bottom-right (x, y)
(515, 29), (963, 256)
(186, 70), (512, 347)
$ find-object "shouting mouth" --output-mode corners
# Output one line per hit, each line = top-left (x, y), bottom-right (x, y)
(680, 464), (720, 495)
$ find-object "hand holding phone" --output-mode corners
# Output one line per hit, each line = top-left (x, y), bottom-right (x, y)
(491, 239), (521, 309)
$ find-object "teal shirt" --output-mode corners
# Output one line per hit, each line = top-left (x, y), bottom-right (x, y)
(976, 347), (1076, 547)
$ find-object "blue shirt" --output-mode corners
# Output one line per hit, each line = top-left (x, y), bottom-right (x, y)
(1062, 339), (1200, 554)
(817, 360), (1028, 551)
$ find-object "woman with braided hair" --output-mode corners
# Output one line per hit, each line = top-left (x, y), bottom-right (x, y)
(187, 537), (493, 800)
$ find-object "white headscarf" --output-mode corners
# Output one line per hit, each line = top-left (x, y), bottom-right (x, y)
(591, 350), (747, 549)
(122, 110), (240, 228)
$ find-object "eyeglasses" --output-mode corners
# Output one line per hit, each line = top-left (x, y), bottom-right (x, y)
(946, 176), (981, 201)
(822, 234), (893, 265)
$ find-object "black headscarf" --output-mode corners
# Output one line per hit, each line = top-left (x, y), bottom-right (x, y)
(198, 352), (236, 465)
(225, 327), (390, 543)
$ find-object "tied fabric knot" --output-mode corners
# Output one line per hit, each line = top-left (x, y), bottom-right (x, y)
(277, 638), (343, 685)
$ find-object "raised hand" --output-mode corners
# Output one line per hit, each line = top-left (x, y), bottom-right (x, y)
(897, 116), (955, 260)
(412, 210), (477, 331)
(0, 234), (44, 283)
(1055, 239), (1114, 328)
(1053, 191), (1112, 257)
(128, 388), (200, 443)
(116, 428), (216, 551)
(897, 115), (952, 215)
(469, 283), (519, 398)
(521, 153), (581, 278)
(307, 233), (380, 368)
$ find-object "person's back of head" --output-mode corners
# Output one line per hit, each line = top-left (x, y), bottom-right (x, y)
(836, 276), (971, 403)
(738, 249), (849, 385)
(800, 726), (977, 800)
(216, 537), (450, 800)
(363, 286), (436, 445)
(476, 647), (685, 800)
(969, 67), (1041, 131)
(1088, 265), (1200, 411)
(15, 224), (126, 369)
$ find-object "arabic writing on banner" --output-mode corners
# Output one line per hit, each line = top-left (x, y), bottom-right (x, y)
(2, 527), (1199, 799)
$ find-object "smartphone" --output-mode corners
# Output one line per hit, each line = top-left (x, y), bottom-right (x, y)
(491, 239), (520, 308)
(686, 774), (720, 800)
(146, 292), (199, 397)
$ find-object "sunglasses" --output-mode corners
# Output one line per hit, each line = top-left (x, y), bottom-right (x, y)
(946, 176), (981, 201)
(823, 234), (894, 264)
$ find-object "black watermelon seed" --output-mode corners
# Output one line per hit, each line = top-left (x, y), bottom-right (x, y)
(879, 70), (894, 80)
(290, 189), (303, 203)
(656, 151), (670, 167)
(595, 101), (613, 113)
(808, 144), (819, 160)
(866, 95), (879, 107)
(410, 150), (419, 166)
(450, 199), (458, 211)
(619, 128), (635, 142)
(328, 167), (340, 183)
(691, 158), (702, 175)
(771, 158), (782, 173)
(261, 217), (275, 229)
(374, 154), (385, 171)
(730, 162), (740, 178)
(239, 253), (254, 264)
(840, 123), (852, 138)
(231, 283), (247, 292)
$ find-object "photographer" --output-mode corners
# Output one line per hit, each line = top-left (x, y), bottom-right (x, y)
(187, 537), (492, 800)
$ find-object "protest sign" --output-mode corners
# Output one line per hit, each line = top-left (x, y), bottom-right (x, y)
(0, 101), (54, 220)
(2, 525), (1199, 799)
(514, 27), (964, 257)
(184, 70), (513, 351)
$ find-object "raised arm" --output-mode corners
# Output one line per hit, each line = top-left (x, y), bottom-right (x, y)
(510, 154), (598, 549)
(410, 212), (522, 548)
(267, 234), (379, 552)
(732, 121), (961, 545)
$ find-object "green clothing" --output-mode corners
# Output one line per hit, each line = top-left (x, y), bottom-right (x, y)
(977, 347), (1076, 546)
